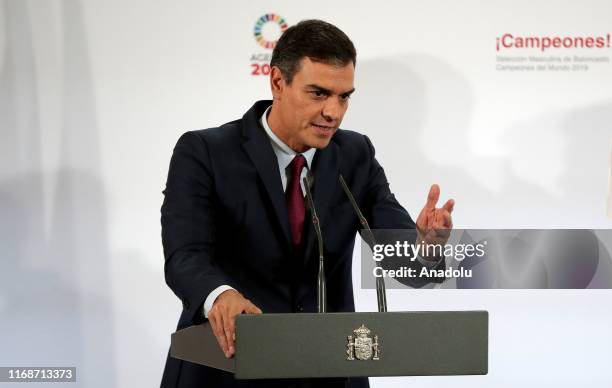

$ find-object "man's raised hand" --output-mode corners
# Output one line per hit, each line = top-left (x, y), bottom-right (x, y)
(415, 184), (454, 248)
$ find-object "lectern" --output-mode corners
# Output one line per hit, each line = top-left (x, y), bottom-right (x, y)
(171, 310), (488, 379)
(170, 175), (489, 379)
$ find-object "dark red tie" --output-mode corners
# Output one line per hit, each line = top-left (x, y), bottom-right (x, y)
(286, 154), (306, 249)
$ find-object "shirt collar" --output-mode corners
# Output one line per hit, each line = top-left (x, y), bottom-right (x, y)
(260, 105), (316, 171)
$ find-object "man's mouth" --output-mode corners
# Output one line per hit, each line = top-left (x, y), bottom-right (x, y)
(311, 123), (335, 132)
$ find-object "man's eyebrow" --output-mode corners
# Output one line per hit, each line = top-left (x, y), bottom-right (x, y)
(304, 84), (331, 93)
(305, 84), (356, 96)
(342, 88), (356, 96)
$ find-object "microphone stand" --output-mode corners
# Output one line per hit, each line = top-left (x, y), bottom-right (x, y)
(339, 174), (387, 313)
(303, 176), (326, 313)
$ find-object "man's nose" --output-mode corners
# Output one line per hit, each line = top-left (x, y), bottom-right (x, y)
(321, 98), (342, 122)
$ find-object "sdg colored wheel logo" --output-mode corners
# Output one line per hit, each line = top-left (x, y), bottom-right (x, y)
(254, 13), (288, 49)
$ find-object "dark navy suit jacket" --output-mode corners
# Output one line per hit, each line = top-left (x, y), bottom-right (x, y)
(160, 100), (443, 388)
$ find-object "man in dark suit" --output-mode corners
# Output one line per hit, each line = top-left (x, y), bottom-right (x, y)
(160, 19), (454, 388)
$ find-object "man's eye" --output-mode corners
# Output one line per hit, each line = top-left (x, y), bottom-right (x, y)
(341, 94), (351, 101)
(311, 91), (326, 98)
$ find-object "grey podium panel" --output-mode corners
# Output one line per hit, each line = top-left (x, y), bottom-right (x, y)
(171, 311), (488, 379)
(171, 322), (235, 373)
(235, 311), (487, 379)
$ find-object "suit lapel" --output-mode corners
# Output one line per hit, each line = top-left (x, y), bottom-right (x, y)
(240, 100), (342, 259)
(241, 101), (292, 247)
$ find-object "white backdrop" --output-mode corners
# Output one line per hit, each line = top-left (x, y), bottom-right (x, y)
(1, 0), (611, 387)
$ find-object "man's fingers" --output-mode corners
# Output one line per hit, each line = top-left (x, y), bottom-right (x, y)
(244, 302), (263, 314)
(209, 311), (230, 357)
(223, 311), (235, 357)
(442, 211), (453, 229)
(424, 184), (440, 210)
(442, 198), (455, 214)
(432, 209), (452, 229)
(209, 292), (263, 358)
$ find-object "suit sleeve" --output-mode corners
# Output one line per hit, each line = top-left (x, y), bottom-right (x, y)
(161, 131), (230, 324)
(361, 135), (445, 287)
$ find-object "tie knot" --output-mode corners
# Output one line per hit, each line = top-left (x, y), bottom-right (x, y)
(290, 154), (306, 177)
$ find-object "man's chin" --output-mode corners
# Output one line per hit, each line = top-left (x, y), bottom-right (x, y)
(306, 132), (336, 149)
(308, 138), (333, 149)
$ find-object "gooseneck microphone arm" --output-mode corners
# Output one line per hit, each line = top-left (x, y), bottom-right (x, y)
(339, 174), (388, 313)
(303, 176), (326, 313)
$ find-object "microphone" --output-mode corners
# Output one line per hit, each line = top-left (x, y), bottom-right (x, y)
(338, 174), (388, 313)
(303, 176), (326, 313)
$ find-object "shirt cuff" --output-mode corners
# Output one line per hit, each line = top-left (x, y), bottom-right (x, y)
(417, 255), (443, 268)
(203, 285), (235, 318)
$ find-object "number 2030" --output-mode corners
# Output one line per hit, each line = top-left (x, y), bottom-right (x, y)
(251, 63), (271, 76)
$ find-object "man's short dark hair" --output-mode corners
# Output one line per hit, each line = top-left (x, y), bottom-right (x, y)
(270, 19), (357, 84)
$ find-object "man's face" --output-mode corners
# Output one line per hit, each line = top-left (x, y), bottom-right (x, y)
(270, 57), (355, 152)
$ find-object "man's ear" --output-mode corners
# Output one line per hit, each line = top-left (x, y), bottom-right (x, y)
(270, 66), (285, 100)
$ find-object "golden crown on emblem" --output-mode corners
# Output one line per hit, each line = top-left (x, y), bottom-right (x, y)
(353, 324), (371, 337)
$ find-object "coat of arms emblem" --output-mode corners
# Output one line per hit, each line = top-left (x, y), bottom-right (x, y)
(346, 324), (380, 361)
